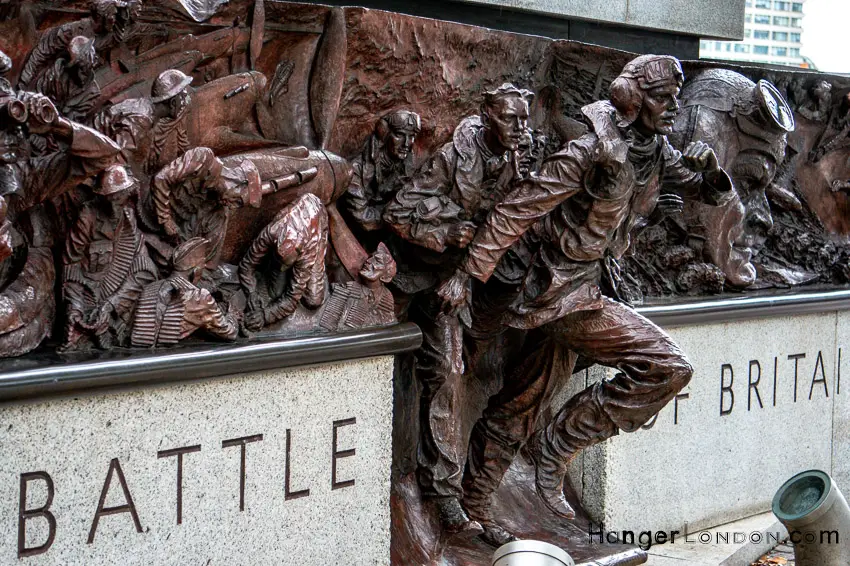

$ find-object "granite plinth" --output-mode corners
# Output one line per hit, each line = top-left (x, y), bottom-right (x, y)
(577, 312), (845, 535)
(1, 357), (393, 565)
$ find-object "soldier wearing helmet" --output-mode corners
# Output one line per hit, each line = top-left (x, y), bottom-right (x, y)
(62, 164), (157, 351)
(439, 55), (735, 545)
(35, 35), (101, 123)
(148, 69), (194, 173)
(19, 0), (141, 90)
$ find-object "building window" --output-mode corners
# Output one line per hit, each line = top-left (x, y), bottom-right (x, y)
(792, 2), (803, 11)
(754, 30), (770, 39)
(775, 1), (789, 10)
(772, 47), (788, 56)
(745, 29), (752, 38)
(746, 14), (753, 23)
(753, 45), (769, 55)
(734, 44), (751, 53)
(789, 47), (800, 57)
(790, 32), (801, 42)
(754, 15), (770, 24)
(700, 40), (710, 50)
(773, 31), (788, 41)
(755, 0), (771, 7)
(746, 0), (752, 5)
(791, 17), (802, 26)
(773, 16), (790, 26)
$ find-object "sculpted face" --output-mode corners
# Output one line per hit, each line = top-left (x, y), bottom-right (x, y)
(672, 72), (795, 289)
(484, 95), (530, 152)
(731, 155), (775, 254)
(636, 84), (680, 135)
(0, 126), (28, 164)
(168, 88), (192, 118)
(105, 187), (134, 207)
(386, 129), (416, 161)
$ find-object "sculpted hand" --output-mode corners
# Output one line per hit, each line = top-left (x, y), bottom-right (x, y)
(163, 220), (179, 238)
(446, 221), (476, 248)
(244, 307), (265, 332)
(436, 269), (471, 315)
(67, 310), (83, 327)
(247, 292), (262, 313)
(24, 94), (59, 135)
(681, 141), (720, 174)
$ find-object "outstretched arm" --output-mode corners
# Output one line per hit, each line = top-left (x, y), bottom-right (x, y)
(461, 137), (594, 282)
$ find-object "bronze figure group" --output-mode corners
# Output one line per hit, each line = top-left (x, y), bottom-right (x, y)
(3, 0), (850, 561)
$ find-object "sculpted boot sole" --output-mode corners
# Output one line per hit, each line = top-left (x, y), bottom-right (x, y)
(527, 435), (577, 520)
(435, 496), (484, 539)
(462, 505), (519, 547)
(478, 523), (519, 547)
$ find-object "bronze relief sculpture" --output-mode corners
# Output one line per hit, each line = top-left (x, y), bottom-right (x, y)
(61, 164), (157, 351)
(3, 1), (850, 564)
(383, 83), (535, 539)
(442, 55), (731, 545)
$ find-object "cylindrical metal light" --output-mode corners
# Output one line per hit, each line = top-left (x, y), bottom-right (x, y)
(492, 540), (575, 566)
(772, 470), (850, 565)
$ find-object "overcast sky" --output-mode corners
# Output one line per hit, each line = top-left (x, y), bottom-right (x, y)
(801, 0), (850, 73)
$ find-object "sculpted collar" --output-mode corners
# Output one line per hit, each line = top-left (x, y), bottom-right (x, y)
(474, 126), (509, 167)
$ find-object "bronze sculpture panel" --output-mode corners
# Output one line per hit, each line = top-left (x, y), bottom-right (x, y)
(3, 1), (850, 564)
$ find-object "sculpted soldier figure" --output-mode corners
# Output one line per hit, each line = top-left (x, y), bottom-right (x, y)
(151, 146), (262, 267)
(0, 92), (120, 217)
(147, 69), (194, 173)
(131, 237), (237, 347)
(438, 56), (734, 544)
(35, 35), (101, 123)
(92, 68), (191, 178)
(798, 80), (832, 123)
(19, 0), (137, 90)
(383, 83), (534, 536)
(62, 165), (157, 351)
(239, 193), (328, 332)
(319, 242), (397, 332)
(669, 70), (794, 289)
(0, 53), (121, 357)
(343, 110), (421, 234)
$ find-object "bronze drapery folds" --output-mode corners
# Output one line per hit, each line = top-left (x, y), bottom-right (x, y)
(3, 1), (850, 563)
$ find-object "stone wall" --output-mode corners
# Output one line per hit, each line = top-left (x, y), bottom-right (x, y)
(575, 310), (850, 535)
(0, 357), (394, 565)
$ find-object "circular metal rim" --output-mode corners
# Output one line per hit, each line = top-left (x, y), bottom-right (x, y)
(772, 469), (831, 522)
(492, 540), (575, 566)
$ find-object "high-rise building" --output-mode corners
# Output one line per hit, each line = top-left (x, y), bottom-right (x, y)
(700, 0), (806, 67)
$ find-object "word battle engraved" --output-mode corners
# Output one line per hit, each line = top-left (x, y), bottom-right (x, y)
(15, 419), (357, 558)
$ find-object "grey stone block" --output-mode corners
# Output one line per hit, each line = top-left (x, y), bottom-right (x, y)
(0, 357), (394, 565)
